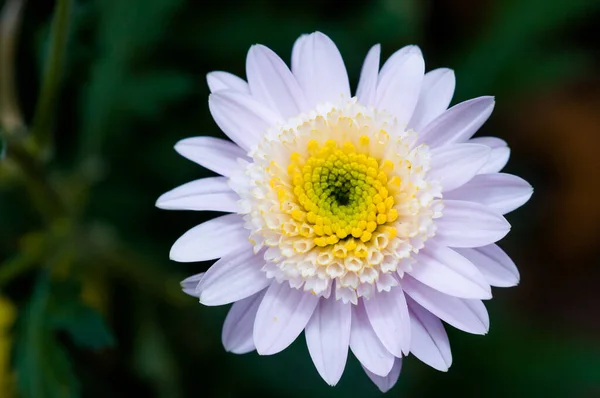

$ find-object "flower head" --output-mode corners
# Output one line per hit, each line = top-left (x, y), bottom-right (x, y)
(158, 32), (533, 392)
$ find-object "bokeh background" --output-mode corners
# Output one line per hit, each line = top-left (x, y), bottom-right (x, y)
(1, 0), (600, 397)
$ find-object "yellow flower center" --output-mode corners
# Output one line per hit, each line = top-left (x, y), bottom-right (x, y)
(280, 138), (399, 257)
(232, 100), (442, 303)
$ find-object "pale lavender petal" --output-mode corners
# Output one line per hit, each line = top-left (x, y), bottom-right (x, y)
(246, 44), (308, 118)
(418, 96), (495, 147)
(350, 300), (395, 377)
(454, 244), (520, 287)
(209, 90), (282, 151)
(222, 290), (266, 354)
(363, 358), (402, 393)
(364, 287), (411, 357)
(403, 275), (489, 335)
(469, 136), (511, 174)
(356, 44), (380, 106)
(428, 143), (491, 192)
(169, 214), (248, 262)
(377, 45), (421, 86)
(443, 173), (533, 215)
(180, 273), (204, 297)
(291, 32), (350, 107)
(197, 248), (269, 306)
(408, 68), (456, 131)
(254, 282), (319, 355)
(305, 298), (351, 386)
(175, 137), (247, 178)
(375, 49), (424, 126)
(407, 296), (452, 371)
(468, 137), (505, 148)
(156, 177), (239, 212)
(435, 200), (511, 248)
(207, 71), (250, 94)
(409, 241), (492, 299)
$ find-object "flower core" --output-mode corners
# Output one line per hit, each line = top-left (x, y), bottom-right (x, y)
(232, 100), (443, 303)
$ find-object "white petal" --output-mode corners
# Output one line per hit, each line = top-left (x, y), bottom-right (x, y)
(363, 358), (402, 393)
(443, 173), (533, 215)
(209, 90), (282, 151)
(469, 136), (505, 147)
(156, 177), (239, 212)
(363, 287), (411, 357)
(175, 137), (247, 178)
(469, 137), (511, 174)
(429, 143), (491, 192)
(435, 200), (511, 248)
(169, 214), (248, 262)
(305, 298), (351, 386)
(402, 275), (489, 335)
(197, 247), (269, 306)
(356, 44), (380, 106)
(246, 45), (308, 118)
(375, 50), (424, 126)
(454, 244), (520, 288)
(206, 71), (250, 94)
(378, 45), (421, 85)
(222, 290), (266, 354)
(408, 68), (456, 131)
(180, 273), (204, 297)
(291, 32), (350, 107)
(409, 241), (492, 299)
(253, 282), (319, 355)
(350, 300), (395, 377)
(418, 96), (495, 147)
(407, 296), (452, 371)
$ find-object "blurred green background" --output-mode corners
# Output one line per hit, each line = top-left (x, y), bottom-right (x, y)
(1, 0), (600, 397)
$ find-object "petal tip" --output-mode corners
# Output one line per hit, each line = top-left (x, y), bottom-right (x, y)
(173, 139), (190, 156)
(408, 44), (423, 55)
(169, 243), (190, 263)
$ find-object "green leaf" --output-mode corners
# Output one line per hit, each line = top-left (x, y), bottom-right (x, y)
(14, 274), (115, 398)
(52, 301), (115, 350)
(15, 273), (80, 398)
(49, 280), (115, 350)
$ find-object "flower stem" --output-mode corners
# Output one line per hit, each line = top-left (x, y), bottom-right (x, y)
(31, 0), (73, 157)
(0, 0), (70, 222)
(5, 135), (68, 222)
(0, 0), (26, 135)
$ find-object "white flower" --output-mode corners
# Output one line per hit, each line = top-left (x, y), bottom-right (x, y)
(158, 32), (533, 392)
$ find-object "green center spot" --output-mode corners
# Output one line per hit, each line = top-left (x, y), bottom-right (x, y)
(311, 157), (372, 217)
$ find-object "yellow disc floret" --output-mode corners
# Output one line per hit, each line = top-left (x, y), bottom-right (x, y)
(283, 139), (398, 259)
(231, 99), (443, 304)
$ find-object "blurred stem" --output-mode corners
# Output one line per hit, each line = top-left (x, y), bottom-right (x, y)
(0, 0), (26, 135)
(0, 250), (40, 291)
(0, 0), (70, 223)
(5, 135), (67, 222)
(99, 247), (189, 307)
(31, 0), (73, 157)
(83, 224), (189, 306)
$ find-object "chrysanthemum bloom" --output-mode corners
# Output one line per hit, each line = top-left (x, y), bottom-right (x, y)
(157, 32), (532, 392)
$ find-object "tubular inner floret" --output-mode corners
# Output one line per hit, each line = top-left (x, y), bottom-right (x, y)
(233, 99), (442, 303)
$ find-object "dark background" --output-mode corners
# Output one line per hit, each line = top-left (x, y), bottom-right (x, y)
(1, 0), (600, 397)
